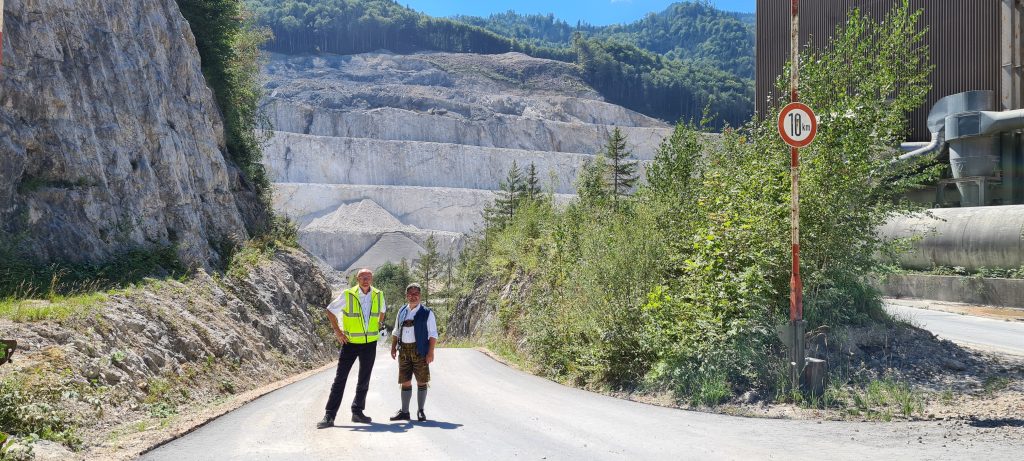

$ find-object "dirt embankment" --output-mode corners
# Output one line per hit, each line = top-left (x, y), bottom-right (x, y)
(0, 248), (337, 460)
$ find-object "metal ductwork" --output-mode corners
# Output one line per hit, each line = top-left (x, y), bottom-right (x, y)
(897, 90), (1024, 206)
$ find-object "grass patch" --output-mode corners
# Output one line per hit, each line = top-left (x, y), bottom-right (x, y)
(483, 337), (531, 370)
(223, 216), (299, 279)
(982, 376), (1011, 396)
(826, 378), (925, 420)
(0, 244), (184, 302)
(439, 338), (479, 348)
(0, 292), (110, 322)
(883, 264), (1024, 280)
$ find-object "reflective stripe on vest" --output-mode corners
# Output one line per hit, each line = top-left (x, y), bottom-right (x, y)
(341, 286), (381, 343)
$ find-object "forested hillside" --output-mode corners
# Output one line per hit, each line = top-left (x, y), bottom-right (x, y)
(244, 0), (753, 128)
(455, 2), (755, 78)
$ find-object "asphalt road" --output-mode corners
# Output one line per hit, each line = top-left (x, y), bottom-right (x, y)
(140, 346), (1018, 460)
(885, 302), (1024, 356)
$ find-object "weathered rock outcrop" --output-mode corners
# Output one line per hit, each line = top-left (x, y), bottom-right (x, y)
(262, 51), (670, 271)
(0, 0), (262, 269)
(0, 248), (336, 453)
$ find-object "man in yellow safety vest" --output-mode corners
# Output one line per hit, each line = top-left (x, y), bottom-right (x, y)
(317, 267), (386, 428)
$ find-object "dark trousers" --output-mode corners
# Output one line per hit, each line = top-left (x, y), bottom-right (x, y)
(324, 341), (377, 418)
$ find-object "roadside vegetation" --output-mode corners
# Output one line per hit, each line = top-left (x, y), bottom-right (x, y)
(0, 245), (186, 321)
(177, 0), (274, 201)
(454, 1), (941, 409)
(882, 264), (1024, 280)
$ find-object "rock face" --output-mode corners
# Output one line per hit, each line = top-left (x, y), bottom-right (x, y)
(0, 0), (261, 269)
(0, 248), (337, 449)
(262, 52), (671, 271)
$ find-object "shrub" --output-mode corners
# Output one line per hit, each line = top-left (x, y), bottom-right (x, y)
(456, 0), (938, 403)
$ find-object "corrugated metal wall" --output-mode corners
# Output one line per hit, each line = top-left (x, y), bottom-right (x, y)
(756, 1), (1004, 141)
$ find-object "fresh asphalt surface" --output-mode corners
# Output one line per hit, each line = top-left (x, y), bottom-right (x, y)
(140, 345), (1019, 460)
(885, 302), (1024, 356)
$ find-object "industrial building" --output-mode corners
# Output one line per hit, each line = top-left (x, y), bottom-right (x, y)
(756, 0), (1024, 207)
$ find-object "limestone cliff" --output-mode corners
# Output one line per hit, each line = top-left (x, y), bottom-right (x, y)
(262, 51), (671, 271)
(0, 0), (262, 269)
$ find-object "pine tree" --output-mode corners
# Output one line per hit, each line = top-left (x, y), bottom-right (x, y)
(576, 157), (608, 208)
(414, 234), (444, 304)
(524, 162), (543, 204)
(602, 127), (638, 209)
(484, 161), (526, 229)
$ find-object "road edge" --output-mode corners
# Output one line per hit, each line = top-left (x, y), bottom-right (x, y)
(83, 361), (336, 461)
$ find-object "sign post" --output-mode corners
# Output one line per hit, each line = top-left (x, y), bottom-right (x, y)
(778, 0), (819, 393)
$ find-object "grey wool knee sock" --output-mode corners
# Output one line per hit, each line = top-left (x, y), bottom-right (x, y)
(417, 384), (428, 410)
(401, 388), (412, 412)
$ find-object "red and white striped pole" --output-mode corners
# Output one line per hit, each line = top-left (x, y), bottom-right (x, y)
(789, 2), (801, 322)
(788, 0), (805, 390)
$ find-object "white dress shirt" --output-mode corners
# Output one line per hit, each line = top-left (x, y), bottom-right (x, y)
(392, 304), (438, 344)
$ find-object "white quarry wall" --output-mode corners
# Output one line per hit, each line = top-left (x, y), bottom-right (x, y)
(265, 131), (594, 193)
(262, 51), (670, 271)
(273, 183), (574, 235)
(266, 102), (670, 159)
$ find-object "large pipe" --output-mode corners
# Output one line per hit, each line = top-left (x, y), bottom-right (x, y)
(897, 132), (943, 161)
(878, 205), (1024, 270)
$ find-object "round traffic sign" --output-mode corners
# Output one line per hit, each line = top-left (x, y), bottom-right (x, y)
(777, 102), (817, 148)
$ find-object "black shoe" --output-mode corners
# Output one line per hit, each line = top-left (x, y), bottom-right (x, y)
(316, 415), (334, 429)
(390, 410), (411, 421)
(351, 411), (372, 423)
(417, 409), (427, 422)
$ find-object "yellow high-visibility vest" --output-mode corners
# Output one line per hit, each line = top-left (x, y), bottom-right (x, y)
(340, 286), (382, 343)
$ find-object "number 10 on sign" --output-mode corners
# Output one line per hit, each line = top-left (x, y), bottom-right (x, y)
(778, 102), (817, 148)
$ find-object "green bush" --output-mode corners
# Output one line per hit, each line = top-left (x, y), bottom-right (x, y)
(457, 1), (937, 403)
(0, 378), (80, 450)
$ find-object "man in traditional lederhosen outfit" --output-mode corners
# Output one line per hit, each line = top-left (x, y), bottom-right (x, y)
(388, 283), (437, 422)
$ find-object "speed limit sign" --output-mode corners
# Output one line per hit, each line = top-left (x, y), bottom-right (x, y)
(778, 102), (817, 148)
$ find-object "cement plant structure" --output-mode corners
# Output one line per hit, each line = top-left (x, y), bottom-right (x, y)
(756, 0), (1024, 272)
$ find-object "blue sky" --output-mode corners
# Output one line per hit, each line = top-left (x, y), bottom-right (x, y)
(400, 1), (756, 26)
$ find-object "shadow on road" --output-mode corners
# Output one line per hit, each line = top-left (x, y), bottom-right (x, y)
(967, 418), (1024, 428)
(335, 420), (463, 433)
(413, 420), (463, 430)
